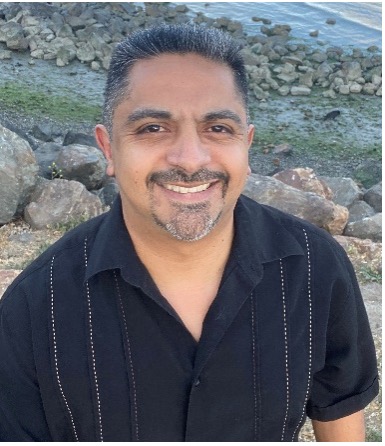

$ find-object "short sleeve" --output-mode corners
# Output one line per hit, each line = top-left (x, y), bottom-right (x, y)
(0, 287), (52, 441)
(306, 249), (379, 421)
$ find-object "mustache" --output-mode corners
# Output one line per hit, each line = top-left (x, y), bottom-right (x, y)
(148, 168), (229, 186)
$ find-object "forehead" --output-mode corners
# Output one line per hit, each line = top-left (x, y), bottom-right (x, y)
(122, 53), (244, 111)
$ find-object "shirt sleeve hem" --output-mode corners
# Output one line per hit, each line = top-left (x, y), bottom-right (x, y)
(306, 376), (379, 422)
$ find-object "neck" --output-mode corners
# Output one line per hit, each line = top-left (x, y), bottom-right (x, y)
(122, 209), (235, 277)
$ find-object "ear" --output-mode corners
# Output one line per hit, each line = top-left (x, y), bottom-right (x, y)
(247, 124), (255, 148)
(95, 124), (115, 177)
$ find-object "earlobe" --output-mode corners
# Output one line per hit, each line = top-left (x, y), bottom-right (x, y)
(95, 124), (115, 177)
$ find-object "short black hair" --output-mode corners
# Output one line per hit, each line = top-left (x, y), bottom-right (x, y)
(103, 24), (249, 135)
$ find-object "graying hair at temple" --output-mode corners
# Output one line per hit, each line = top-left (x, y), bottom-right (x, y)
(102, 24), (249, 136)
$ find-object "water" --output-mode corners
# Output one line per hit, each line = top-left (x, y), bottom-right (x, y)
(175, 2), (382, 49)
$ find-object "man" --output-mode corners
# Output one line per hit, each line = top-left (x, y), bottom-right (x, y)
(0, 25), (378, 441)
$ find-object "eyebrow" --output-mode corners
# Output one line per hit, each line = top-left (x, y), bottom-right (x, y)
(124, 108), (244, 126)
(203, 110), (243, 126)
(125, 108), (172, 124)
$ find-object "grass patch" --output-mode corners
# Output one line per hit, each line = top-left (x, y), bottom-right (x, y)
(0, 81), (102, 123)
(248, 88), (382, 161)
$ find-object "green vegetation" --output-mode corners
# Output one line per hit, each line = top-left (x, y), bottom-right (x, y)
(0, 81), (102, 123)
(356, 266), (382, 284)
(366, 428), (382, 442)
(248, 89), (382, 161)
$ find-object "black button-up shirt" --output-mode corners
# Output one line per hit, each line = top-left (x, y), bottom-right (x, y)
(0, 195), (378, 441)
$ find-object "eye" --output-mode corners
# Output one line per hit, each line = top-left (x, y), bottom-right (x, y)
(209, 125), (232, 133)
(138, 124), (164, 133)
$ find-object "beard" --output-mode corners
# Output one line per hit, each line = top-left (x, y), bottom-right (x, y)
(148, 168), (229, 242)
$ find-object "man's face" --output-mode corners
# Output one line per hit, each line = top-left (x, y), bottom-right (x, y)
(96, 53), (254, 242)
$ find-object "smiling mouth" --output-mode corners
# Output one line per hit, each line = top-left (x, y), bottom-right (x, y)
(163, 183), (212, 194)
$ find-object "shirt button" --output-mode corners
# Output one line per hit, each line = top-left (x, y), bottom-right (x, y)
(194, 378), (201, 387)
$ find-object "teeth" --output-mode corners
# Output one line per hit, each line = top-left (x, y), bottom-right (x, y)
(163, 183), (211, 194)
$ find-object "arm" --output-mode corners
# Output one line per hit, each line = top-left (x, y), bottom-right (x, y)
(312, 410), (365, 442)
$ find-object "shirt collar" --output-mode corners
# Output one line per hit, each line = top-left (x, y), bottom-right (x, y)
(85, 194), (304, 284)
(230, 195), (304, 280)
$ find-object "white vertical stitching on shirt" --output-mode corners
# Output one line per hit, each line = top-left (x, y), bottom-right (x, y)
(113, 271), (140, 441)
(292, 229), (313, 440)
(250, 294), (258, 441)
(84, 239), (104, 442)
(50, 256), (79, 441)
(280, 259), (290, 442)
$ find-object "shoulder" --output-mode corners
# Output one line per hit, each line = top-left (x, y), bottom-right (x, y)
(238, 194), (347, 258)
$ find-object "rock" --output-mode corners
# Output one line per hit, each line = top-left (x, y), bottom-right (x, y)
(76, 41), (96, 63)
(96, 180), (119, 207)
(349, 82), (362, 93)
(0, 124), (39, 224)
(290, 86), (311, 96)
(281, 55), (303, 65)
(277, 72), (298, 83)
(252, 85), (269, 100)
(341, 61), (362, 81)
(310, 51), (327, 63)
(320, 176), (363, 208)
(243, 174), (348, 235)
(273, 168), (333, 199)
(24, 179), (104, 229)
(375, 86), (382, 96)
(344, 214), (382, 242)
(348, 201), (376, 223)
(0, 21), (28, 50)
(278, 85), (290, 96)
(353, 160), (382, 189)
(0, 269), (21, 299)
(362, 83), (376, 95)
(56, 46), (76, 66)
(371, 74), (382, 86)
(326, 18), (336, 25)
(333, 235), (382, 275)
(0, 49), (12, 59)
(31, 123), (58, 142)
(338, 84), (350, 95)
(298, 70), (314, 89)
(272, 144), (293, 155)
(367, 45), (380, 53)
(314, 61), (333, 81)
(309, 30), (319, 37)
(55, 144), (107, 190)
(34, 143), (63, 179)
(364, 182), (382, 212)
(63, 131), (97, 148)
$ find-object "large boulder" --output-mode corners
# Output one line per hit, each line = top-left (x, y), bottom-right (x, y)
(0, 124), (39, 224)
(364, 182), (382, 212)
(24, 179), (104, 229)
(273, 168), (333, 199)
(344, 214), (382, 242)
(243, 174), (348, 235)
(33, 142), (63, 179)
(320, 176), (363, 207)
(55, 144), (107, 190)
(348, 201), (376, 223)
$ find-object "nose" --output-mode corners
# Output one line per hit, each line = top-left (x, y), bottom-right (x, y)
(166, 129), (211, 173)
